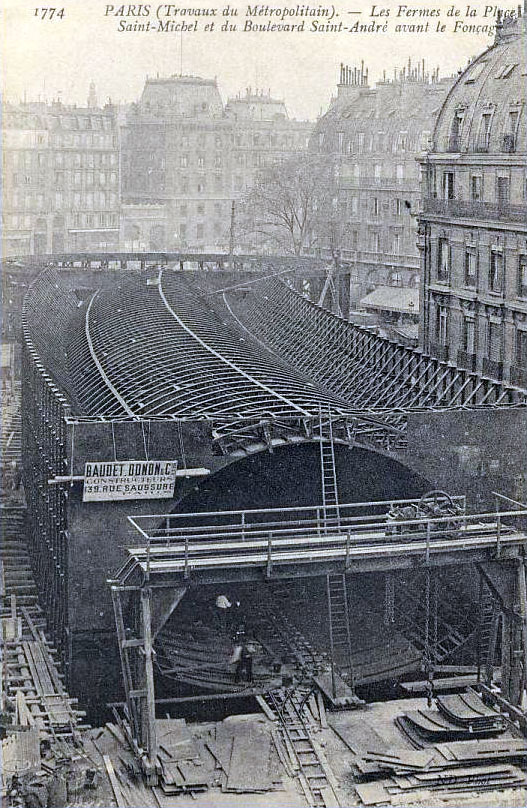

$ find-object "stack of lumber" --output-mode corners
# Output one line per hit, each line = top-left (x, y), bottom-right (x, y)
(206, 717), (283, 793)
(156, 718), (214, 796)
(352, 739), (527, 805)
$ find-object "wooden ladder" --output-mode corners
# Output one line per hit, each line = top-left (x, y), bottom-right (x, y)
(318, 406), (355, 697)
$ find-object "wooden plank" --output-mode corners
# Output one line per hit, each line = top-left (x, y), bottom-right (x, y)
(256, 694), (276, 722)
(103, 754), (127, 808)
(317, 692), (328, 729)
(355, 781), (391, 806)
(225, 723), (273, 792)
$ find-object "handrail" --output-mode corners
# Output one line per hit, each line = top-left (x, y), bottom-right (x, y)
(128, 508), (527, 552)
(128, 495), (466, 526)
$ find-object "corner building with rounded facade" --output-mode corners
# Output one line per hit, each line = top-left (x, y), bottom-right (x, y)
(418, 11), (527, 388)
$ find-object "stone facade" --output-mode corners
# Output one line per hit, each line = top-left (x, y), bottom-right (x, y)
(2, 101), (120, 256)
(120, 77), (312, 252)
(418, 11), (527, 389)
(311, 62), (455, 306)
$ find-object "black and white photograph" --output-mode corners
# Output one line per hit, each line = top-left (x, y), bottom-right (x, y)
(1, 1), (527, 805)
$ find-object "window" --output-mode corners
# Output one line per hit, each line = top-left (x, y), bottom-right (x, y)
(486, 321), (502, 361)
(374, 164), (381, 180)
(516, 330), (527, 368)
(372, 197), (380, 216)
(477, 113), (492, 151)
(508, 110), (520, 134)
(197, 156), (205, 169)
(215, 155), (222, 168)
(197, 203), (204, 215)
(489, 248), (503, 292)
(463, 247), (477, 286)
(463, 318), (475, 354)
(437, 238), (450, 280)
(495, 63), (517, 79)
(504, 110), (520, 151)
(350, 196), (358, 215)
(436, 305), (448, 346)
(180, 155), (188, 168)
(338, 132), (344, 152)
(357, 133), (365, 152)
(497, 176), (510, 207)
(179, 223), (186, 241)
(196, 223), (204, 240)
(442, 172), (455, 200)
(471, 175), (483, 201)
(394, 198), (402, 216)
(392, 234), (401, 255)
(396, 164), (404, 181)
(450, 111), (464, 149)
(371, 232), (381, 252)
(465, 61), (487, 84)
(389, 270), (403, 286)
(518, 255), (527, 297)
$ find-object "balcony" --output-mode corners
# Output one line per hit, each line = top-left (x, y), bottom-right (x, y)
(423, 197), (527, 224)
(482, 357), (503, 381)
(457, 350), (477, 372)
(474, 136), (490, 153)
(510, 365), (527, 389)
(502, 133), (516, 153)
(430, 342), (449, 361)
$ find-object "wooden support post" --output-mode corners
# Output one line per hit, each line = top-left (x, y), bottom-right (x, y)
(140, 586), (158, 780)
(517, 560), (527, 698)
(110, 587), (137, 739)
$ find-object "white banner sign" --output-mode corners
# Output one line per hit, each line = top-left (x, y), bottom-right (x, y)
(83, 460), (177, 502)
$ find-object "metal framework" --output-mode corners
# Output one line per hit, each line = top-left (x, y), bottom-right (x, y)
(23, 263), (527, 465)
(108, 494), (527, 778)
(118, 496), (527, 584)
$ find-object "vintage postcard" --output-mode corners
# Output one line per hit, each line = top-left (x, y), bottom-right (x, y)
(1, 1), (527, 806)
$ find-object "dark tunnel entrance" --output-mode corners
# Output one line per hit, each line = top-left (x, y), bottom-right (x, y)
(176, 442), (431, 514)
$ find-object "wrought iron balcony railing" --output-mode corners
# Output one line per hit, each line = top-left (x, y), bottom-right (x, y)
(483, 358), (503, 381)
(502, 133), (516, 153)
(457, 350), (477, 372)
(423, 198), (527, 223)
(430, 341), (449, 362)
(510, 364), (527, 389)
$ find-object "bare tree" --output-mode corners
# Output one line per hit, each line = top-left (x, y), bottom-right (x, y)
(236, 154), (339, 256)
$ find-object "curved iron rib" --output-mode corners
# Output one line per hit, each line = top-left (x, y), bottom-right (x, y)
(157, 268), (312, 418)
(85, 291), (136, 417)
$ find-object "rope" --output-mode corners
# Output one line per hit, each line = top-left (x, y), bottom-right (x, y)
(70, 423), (75, 483)
(111, 422), (117, 462)
(141, 422), (149, 460)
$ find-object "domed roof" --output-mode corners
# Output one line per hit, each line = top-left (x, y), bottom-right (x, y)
(433, 14), (526, 154)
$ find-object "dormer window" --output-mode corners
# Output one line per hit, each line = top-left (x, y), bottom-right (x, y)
(476, 113), (492, 152)
(449, 110), (464, 151)
(495, 63), (517, 79)
(503, 110), (520, 152)
(465, 61), (487, 83)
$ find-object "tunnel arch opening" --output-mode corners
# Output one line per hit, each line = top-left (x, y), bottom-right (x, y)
(176, 441), (431, 514)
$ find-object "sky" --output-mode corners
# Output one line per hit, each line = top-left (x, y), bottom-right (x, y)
(2, 0), (522, 120)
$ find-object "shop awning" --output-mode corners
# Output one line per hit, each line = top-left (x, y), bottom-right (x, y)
(360, 286), (419, 314)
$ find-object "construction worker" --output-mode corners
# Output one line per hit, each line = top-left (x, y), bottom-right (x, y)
(215, 593), (232, 633)
(234, 634), (257, 685)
